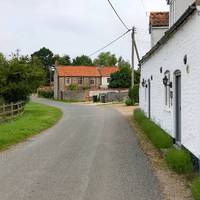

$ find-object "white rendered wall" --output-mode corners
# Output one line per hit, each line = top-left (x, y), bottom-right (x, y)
(140, 12), (200, 158)
(151, 27), (168, 47)
(101, 77), (110, 88)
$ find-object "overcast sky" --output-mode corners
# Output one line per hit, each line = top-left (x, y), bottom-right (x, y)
(0, 0), (168, 62)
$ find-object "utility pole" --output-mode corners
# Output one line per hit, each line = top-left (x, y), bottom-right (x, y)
(131, 27), (136, 88)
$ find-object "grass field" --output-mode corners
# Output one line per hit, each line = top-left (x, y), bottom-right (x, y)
(0, 102), (62, 150)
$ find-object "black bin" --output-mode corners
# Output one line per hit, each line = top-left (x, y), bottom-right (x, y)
(93, 95), (98, 103)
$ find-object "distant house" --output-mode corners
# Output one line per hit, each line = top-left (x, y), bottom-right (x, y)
(139, 0), (200, 160)
(54, 66), (119, 99)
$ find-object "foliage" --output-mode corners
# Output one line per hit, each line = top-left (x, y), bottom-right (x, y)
(134, 69), (141, 85)
(0, 102), (62, 150)
(109, 67), (131, 88)
(128, 84), (139, 103)
(0, 54), (45, 103)
(72, 55), (93, 66)
(165, 148), (193, 174)
(68, 84), (78, 90)
(134, 109), (173, 149)
(118, 56), (131, 69)
(31, 47), (54, 83)
(82, 85), (90, 90)
(94, 52), (117, 66)
(37, 88), (54, 99)
(125, 97), (134, 106)
(191, 177), (200, 200)
(54, 54), (71, 65)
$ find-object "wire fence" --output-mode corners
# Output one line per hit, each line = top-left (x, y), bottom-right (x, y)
(0, 101), (25, 122)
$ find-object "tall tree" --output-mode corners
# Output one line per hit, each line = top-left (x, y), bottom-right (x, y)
(94, 52), (117, 66)
(72, 55), (93, 66)
(31, 47), (54, 83)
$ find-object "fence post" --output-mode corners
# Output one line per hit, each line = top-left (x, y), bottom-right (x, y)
(2, 104), (5, 118)
(11, 102), (13, 117)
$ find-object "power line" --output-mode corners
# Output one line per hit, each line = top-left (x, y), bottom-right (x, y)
(88, 29), (131, 57)
(107, 0), (130, 31)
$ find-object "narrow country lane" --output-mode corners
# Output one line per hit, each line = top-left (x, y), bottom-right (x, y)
(0, 97), (161, 200)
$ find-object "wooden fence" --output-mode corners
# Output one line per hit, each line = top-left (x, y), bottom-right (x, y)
(0, 101), (25, 121)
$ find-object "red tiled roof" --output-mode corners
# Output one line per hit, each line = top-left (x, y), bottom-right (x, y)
(98, 66), (119, 77)
(56, 66), (119, 77)
(150, 12), (169, 27)
(57, 66), (101, 77)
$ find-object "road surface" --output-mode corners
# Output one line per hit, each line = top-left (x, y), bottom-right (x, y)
(0, 98), (161, 200)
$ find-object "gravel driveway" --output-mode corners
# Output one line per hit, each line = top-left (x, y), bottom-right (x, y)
(0, 97), (161, 200)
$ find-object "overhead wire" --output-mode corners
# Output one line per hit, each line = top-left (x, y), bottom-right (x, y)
(107, 0), (130, 31)
(88, 29), (131, 57)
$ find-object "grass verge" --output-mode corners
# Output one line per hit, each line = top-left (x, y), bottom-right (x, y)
(134, 108), (173, 149)
(165, 148), (193, 174)
(0, 102), (62, 150)
(192, 177), (200, 200)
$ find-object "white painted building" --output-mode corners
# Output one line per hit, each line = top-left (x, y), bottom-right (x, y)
(139, 0), (200, 159)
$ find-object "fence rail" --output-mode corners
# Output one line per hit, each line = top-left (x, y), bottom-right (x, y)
(0, 101), (25, 121)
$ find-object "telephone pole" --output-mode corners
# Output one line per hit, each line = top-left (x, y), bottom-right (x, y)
(131, 27), (140, 88)
(131, 27), (136, 88)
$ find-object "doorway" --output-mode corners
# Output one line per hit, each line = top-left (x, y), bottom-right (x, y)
(174, 70), (181, 144)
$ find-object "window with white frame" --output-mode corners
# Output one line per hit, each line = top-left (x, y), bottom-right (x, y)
(164, 71), (171, 108)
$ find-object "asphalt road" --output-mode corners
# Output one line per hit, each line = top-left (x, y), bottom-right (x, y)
(0, 98), (161, 200)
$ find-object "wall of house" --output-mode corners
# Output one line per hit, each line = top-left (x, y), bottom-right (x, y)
(101, 77), (110, 88)
(140, 12), (200, 158)
(151, 27), (168, 47)
(169, 0), (194, 26)
(54, 71), (58, 99)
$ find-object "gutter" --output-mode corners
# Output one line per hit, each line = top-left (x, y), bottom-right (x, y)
(140, 3), (197, 65)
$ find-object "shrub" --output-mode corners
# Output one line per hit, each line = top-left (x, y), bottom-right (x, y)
(165, 148), (193, 174)
(68, 84), (78, 91)
(125, 97), (134, 106)
(134, 109), (173, 149)
(37, 88), (54, 99)
(128, 84), (139, 103)
(83, 85), (90, 90)
(192, 177), (200, 200)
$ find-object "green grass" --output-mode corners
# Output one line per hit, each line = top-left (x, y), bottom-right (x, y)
(192, 177), (200, 200)
(0, 102), (62, 150)
(165, 148), (193, 174)
(134, 109), (173, 149)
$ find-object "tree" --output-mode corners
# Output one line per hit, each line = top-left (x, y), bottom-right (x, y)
(53, 54), (71, 65)
(72, 55), (93, 66)
(0, 54), (45, 103)
(31, 47), (54, 83)
(109, 67), (132, 88)
(94, 52), (117, 66)
(117, 56), (131, 69)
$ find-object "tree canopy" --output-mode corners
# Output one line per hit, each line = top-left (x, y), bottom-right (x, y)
(72, 55), (93, 66)
(94, 52), (118, 66)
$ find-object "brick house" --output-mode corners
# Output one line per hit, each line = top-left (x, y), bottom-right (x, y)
(54, 66), (119, 99)
(139, 0), (200, 160)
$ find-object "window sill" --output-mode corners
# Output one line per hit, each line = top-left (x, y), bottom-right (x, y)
(164, 106), (171, 113)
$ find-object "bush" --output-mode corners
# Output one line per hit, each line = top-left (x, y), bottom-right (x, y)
(192, 177), (200, 200)
(125, 97), (134, 106)
(68, 84), (78, 91)
(128, 84), (139, 103)
(165, 148), (193, 174)
(83, 85), (90, 90)
(134, 109), (173, 149)
(38, 88), (54, 99)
